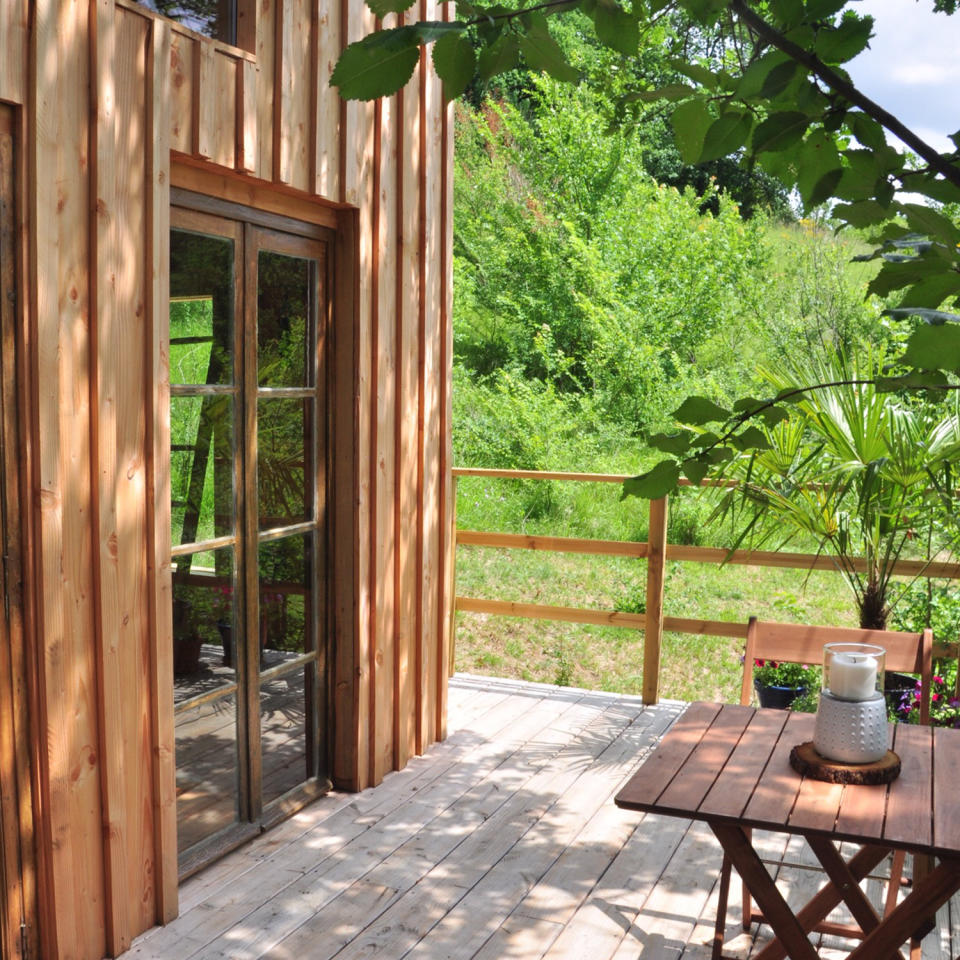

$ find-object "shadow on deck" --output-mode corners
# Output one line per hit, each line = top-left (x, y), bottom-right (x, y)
(125, 675), (960, 959)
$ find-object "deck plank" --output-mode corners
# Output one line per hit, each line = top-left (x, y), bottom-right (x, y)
(123, 679), (960, 960)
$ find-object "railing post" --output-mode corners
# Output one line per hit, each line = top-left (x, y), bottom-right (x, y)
(448, 474), (458, 677)
(643, 495), (668, 705)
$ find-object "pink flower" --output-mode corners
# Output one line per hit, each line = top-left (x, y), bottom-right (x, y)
(933, 693), (942, 703)
(934, 675), (944, 685)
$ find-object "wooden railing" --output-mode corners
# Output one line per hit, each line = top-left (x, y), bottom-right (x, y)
(452, 467), (960, 704)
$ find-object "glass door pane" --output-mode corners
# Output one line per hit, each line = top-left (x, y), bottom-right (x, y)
(252, 235), (325, 808)
(170, 219), (244, 856)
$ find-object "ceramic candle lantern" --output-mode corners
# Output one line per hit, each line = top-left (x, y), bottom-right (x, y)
(814, 642), (889, 764)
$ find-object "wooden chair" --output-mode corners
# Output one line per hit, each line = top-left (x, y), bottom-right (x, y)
(716, 617), (934, 959)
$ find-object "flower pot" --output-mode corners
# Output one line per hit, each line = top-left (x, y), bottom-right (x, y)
(173, 631), (204, 676)
(754, 679), (806, 710)
(217, 621), (234, 667)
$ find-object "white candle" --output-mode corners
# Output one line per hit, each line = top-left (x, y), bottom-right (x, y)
(829, 652), (878, 700)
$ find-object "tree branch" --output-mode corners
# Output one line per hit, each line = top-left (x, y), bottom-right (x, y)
(729, 0), (960, 190)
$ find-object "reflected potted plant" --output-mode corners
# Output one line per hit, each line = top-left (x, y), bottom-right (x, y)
(213, 585), (234, 666)
(172, 597), (204, 676)
(753, 659), (820, 710)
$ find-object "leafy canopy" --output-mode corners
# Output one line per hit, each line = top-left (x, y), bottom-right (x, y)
(332, 0), (960, 498)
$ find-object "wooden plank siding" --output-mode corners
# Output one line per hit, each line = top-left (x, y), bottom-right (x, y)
(8, 0), (455, 955)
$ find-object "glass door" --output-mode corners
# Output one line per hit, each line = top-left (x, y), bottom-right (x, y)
(169, 206), (330, 870)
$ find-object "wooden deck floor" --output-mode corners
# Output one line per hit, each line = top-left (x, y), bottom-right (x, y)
(126, 675), (960, 960)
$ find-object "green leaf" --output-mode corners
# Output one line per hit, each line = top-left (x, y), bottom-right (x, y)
(899, 174), (960, 206)
(876, 369), (951, 392)
(703, 446), (735, 464)
(621, 461), (681, 499)
(630, 84), (695, 103)
(769, 0), (804, 28)
(698, 111), (753, 162)
(735, 51), (793, 99)
(432, 33), (474, 100)
(520, 23), (579, 82)
(477, 34), (520, 81)
(671, 99), (713, 164)
(901, 274), (960, 310)
(682, 458), (710, 486)
(731, 399), (788, 428)
(805, 0), (847, 16)
(806, 167), (843, 208)
(415, 20), (466, 42)
(592, 0), (639, 55)
(813, 13), (873, 64)
(868, 252), (947, 298)
(848, 111), (887, 151)
(759, 406), (790, 428)
(673, 396), (731, 424)
(902, 323), (960, 371)
(668, 58), (720, 90)
(796, 131), (841, 208)
(730, 426), (771, 452)
(760, 60), (801, 97)
(365, 0), (417, 16)
(833, 200), (889, 228)
(648, 431), (693, 455)
(682, 0), (727, 25)
(882, 307), (960, 325)
(901, 203), (960, 246)
(751, 111), (808, 153)
(331, 30), (421, 100)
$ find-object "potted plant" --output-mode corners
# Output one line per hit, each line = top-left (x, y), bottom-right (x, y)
(753, 659), (820, 710)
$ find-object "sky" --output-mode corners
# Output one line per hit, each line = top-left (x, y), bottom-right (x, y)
(848, 0), (960, 154)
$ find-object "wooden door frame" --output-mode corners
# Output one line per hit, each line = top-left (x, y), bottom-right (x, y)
(0, 102), (39, 960)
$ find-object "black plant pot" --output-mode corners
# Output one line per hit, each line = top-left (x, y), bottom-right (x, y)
(754, 679), (806, 710)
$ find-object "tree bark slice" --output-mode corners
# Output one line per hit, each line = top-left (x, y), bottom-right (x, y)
(789, 741), (901, 784)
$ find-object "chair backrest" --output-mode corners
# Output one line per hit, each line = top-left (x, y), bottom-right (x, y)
(741, 616), (934, 724)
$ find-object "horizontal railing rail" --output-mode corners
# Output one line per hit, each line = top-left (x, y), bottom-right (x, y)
(451, 467), (960, 703)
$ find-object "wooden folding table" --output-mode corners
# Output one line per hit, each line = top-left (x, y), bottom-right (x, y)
(614, 701), (960, 960)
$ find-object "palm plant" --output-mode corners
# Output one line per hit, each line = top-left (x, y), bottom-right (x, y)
(709, 355), (960, 629)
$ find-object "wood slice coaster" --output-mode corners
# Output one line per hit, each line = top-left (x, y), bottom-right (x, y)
(789, 741), (900, 785)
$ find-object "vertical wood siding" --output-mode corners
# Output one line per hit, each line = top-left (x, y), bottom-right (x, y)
(11, 0), (453, 953)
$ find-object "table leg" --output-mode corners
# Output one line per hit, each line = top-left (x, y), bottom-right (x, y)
(848, 857), (960, 960)
(805, 839), (881, 932)
(749, 844), (890, 960)
(710, 823), (819, 960)
(712, 852), (732, 960)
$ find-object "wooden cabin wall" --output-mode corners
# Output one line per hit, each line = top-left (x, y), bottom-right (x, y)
(6, 0), (454, 954)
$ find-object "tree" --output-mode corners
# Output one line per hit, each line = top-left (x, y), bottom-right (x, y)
(332, 0), (960, 500)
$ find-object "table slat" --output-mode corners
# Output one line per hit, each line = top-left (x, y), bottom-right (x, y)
(657, 704), (754, 814)
(743, 712), (815, 828)
(789, 776), (845, 833)
(700, 708), (789, 820)
(833, 724), (894, 839)
(934, 727), (960, 853)
(614, 701), (722, 810)
(884, 723), (933, 848)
